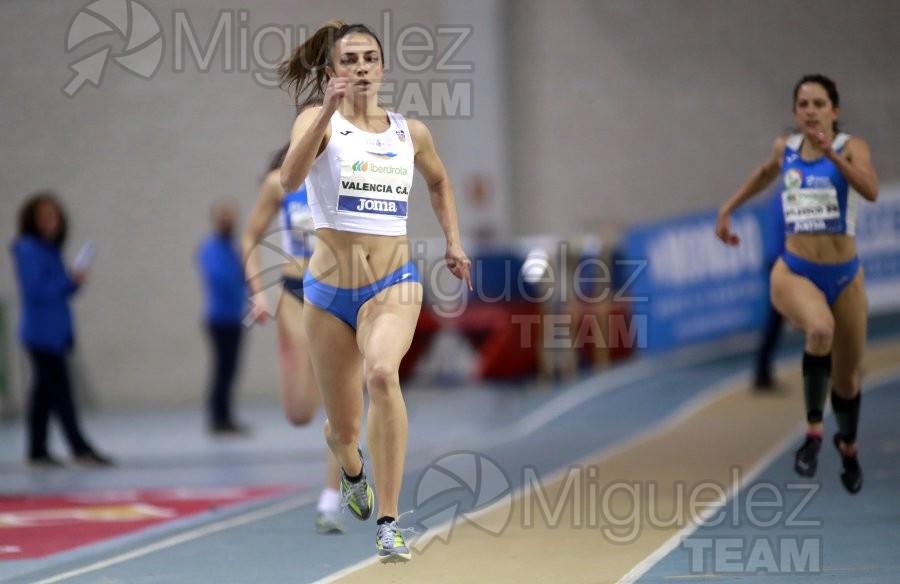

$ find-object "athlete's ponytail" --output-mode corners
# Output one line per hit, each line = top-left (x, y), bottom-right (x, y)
(265, 143), (290, 177)
(278, 21), (384, 107)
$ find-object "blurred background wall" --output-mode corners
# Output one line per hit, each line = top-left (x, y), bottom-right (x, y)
(1, 0), (897, 409)
(508, 0), (900, 233)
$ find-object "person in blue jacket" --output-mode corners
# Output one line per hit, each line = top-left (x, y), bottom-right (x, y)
(198, 199), (250, 435)
(11, 192), (112, 468)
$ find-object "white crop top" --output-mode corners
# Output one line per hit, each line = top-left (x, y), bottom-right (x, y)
(306, 110), (415, 236)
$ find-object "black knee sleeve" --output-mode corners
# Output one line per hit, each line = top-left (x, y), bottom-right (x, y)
(802, 352), (832, 375)
(831, 390), (861, 444)
(802, 352), (831, 424)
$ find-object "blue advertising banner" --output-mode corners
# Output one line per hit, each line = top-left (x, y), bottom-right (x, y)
(620, 204), (773, 353)
(857, 187), (900, 314)
(620, 186), (900, 353)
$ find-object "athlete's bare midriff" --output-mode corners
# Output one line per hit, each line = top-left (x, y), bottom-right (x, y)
(307, 227), (411, 287)
(785, 233), (857, 264)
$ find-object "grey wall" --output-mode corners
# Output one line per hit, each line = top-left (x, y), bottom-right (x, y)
(509, 0), (900, 234)
(2, 0), (898, 409)
(0, 0), (505, 409)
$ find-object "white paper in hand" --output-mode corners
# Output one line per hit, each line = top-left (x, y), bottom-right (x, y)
(73, 241), (97, 272)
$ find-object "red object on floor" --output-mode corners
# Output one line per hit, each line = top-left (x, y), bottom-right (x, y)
(455, 301), (541, 379)
(0, 486), (290, 560)
(399, 300), (636, 382)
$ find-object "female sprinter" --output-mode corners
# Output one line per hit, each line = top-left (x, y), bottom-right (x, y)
(278, 21), (471, 561)
(243, 131), (348, 534)
(716, 74), (878, 494)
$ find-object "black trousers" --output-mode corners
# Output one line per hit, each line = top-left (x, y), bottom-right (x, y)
(26, 349), (92, 458)
(206, 323), (244, 425)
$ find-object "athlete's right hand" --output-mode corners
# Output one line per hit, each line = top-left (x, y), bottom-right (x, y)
(323, 77), (350, 113)
(715, 212), (741, 246)
(446, 244), (473, 291)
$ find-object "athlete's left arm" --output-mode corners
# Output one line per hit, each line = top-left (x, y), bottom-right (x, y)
(830, 137), (879, 202)
(408, 118), (472, 290)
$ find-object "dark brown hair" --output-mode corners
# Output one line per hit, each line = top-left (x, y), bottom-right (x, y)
(263, 95), (325, 181)
(267, 143), (291, 176)
(17, 191), (68, 247)
(278, 21), (384, 106)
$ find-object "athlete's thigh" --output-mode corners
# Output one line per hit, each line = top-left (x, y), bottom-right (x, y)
(831, 269), (867, 390)
(356, 283), (423, 368)
(770, 258), (832, 333)
(304, 302), (364, 415)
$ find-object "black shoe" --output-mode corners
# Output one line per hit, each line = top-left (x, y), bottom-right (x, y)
(753, 371), (776, 390)
(27, 454), (65, 469)
(794, 434), (822, 477)
(833, 433), (863, 494)
(210, 421), (252, 437)
(74, 450), (115, 467)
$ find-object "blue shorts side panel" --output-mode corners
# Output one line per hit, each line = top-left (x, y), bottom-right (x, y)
(782, 252), (860, 306)
(302, 262), (420, 330)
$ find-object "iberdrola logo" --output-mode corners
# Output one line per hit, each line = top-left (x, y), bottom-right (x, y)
(351, 160), (408, 176)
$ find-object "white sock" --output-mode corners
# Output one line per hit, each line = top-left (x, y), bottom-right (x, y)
(317, 488), (341, 513)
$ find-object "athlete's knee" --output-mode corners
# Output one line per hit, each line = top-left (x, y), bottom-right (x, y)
(365, 361), (399, 400)
(806, 317), (834, 352)
(281, 383), (318, 426)
(285, 406), (316, 427)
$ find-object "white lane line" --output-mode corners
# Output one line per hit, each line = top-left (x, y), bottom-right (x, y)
(615, 422), (804, 584)
(313, 357), (900, 584)
(480, 365), (655, 445)
(616, 363), (900, 584)
(311, 369), (754, 584)
(477, 346), (727, 447)
(483, 335), (900, 447)
(36, 343), (900, 584)
(31, 492), (317, 584)
(309, 556), (382, 584)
